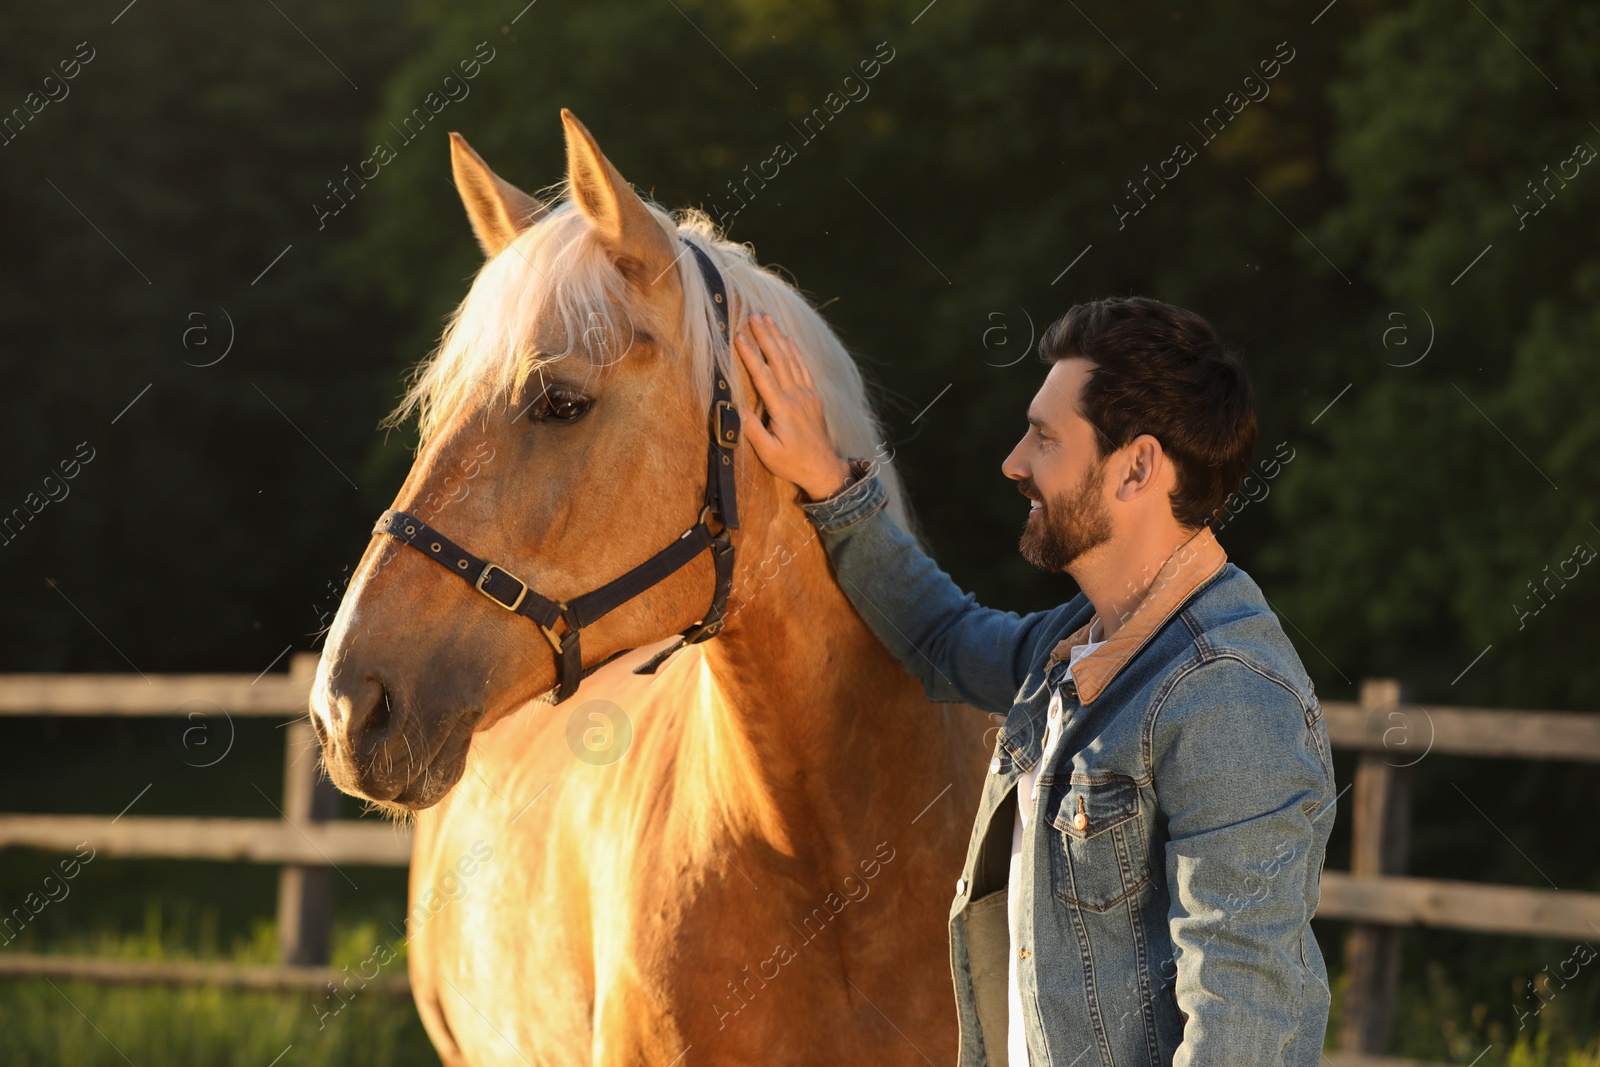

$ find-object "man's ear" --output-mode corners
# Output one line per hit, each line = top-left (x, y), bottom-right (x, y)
(449, 132), (549, 258)
(1116, 434), (1168, 501)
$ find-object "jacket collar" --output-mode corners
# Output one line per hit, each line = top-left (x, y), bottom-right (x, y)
(1045, 525), (1228, 705)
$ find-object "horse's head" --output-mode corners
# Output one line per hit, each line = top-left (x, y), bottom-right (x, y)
(310, 110), (901, 811)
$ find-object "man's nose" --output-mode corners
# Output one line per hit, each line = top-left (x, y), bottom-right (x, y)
(1001, 439), (1029, 481)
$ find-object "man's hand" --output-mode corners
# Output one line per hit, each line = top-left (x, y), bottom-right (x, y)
(734, 312), (853, 501)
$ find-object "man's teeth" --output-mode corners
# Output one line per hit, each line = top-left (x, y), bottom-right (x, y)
(1030, 500), (1043, 510)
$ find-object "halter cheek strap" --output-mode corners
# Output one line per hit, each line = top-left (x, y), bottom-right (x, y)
(372, 235), (741, 703)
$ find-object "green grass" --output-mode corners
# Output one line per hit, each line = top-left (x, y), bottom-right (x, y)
(0, 907), (439, 1067)
(1317, 927), (1600, 1066)
(7, 922), (1599, 1066)
(1387, 959), (1600, 1067)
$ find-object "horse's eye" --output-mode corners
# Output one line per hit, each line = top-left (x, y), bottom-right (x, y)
(532, 387), (591, 422)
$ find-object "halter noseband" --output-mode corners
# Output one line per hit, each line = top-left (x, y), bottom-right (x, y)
(372, 236), (742, 704)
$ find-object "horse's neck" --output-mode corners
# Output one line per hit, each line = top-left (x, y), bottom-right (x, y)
(692, 505), (962, 864)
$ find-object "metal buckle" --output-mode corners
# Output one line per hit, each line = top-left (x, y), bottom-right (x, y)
(537, 603), (575, 655)
(538, 623), (567, 656)
(683, 615), (723, 643)
(695, 503), (731, 537)
(475, 564), (528, 611)
(713, 400), (739, 449)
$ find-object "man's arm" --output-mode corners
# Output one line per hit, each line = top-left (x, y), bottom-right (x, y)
(799, 460), (1073, 714)
(1150, 657), (1335, 1066)
(731, 313), (1074, 715)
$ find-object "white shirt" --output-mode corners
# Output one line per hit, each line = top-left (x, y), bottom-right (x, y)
(1006, 615), (1106, 1067)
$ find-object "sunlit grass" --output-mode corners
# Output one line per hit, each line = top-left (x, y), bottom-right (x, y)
(0, 905), (436, 1067)
(1325, 960), (1600, 1066)
(4, 908), (1596, 1065)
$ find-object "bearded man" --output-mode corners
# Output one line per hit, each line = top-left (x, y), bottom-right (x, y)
(733, 296), (1336, 1067)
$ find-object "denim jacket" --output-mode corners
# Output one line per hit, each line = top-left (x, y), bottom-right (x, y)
(800, 464), (1336, 1067)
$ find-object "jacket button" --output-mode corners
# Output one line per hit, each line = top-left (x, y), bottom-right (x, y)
(988, 757), (1001, 774)
(1018, 948), (1031, 960)
(1072, 811), (1089, 831)
(956, 878), (967, 895)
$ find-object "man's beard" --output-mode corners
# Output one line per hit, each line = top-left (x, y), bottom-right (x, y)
(1019, 457), (1112, 572)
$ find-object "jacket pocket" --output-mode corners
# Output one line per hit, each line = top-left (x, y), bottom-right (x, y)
(1049, 773), (1150, 912)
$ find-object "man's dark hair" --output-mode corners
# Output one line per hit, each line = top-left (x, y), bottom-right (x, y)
(1039, 296), (1257, 530)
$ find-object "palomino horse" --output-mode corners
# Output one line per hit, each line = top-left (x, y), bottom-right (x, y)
(310, 109), (989, 1065)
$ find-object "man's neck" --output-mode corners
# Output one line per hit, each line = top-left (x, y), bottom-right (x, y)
(1070, 523), (1205, 642)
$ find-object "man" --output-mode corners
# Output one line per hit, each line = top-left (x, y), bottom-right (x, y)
(732, 296), (1336, 1067)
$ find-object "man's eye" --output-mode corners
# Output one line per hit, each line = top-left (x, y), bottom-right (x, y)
(531, 387), (591, 422)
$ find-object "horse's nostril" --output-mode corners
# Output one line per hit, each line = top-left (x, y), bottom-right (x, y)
(369, 682), (393, 735)
(345, 676), (397, 760)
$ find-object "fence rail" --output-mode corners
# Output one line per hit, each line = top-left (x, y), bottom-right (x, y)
(1, 662), (1596, 1064)
(1319, 872), (1600, 940)
(0, 671), (313, 716)
(1321, 698), (1600, 763)
(0, 952), (411, 996)
(0, 814), (411, 867)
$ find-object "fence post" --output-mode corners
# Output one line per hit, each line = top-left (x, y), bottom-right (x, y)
(1337, 677), (1412, 1054)
(276, 653), (340, 966)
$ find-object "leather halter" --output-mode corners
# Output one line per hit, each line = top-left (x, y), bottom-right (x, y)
(373, 236), (742, 704)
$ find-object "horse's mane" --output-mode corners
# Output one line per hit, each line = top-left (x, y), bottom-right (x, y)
(381, 194), (915, 532)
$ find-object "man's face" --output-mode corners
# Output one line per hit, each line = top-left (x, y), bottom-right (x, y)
(1002, 358), (1112, 572)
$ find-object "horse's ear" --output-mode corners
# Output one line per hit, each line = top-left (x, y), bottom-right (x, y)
(560, 108), (678, 288)
(449, 132), (549, 258)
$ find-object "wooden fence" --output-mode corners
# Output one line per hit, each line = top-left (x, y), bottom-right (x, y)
(0, 653), (411, 993)
(1, 662), (1598, 1062)
(1317, 679), (1600, 1067)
